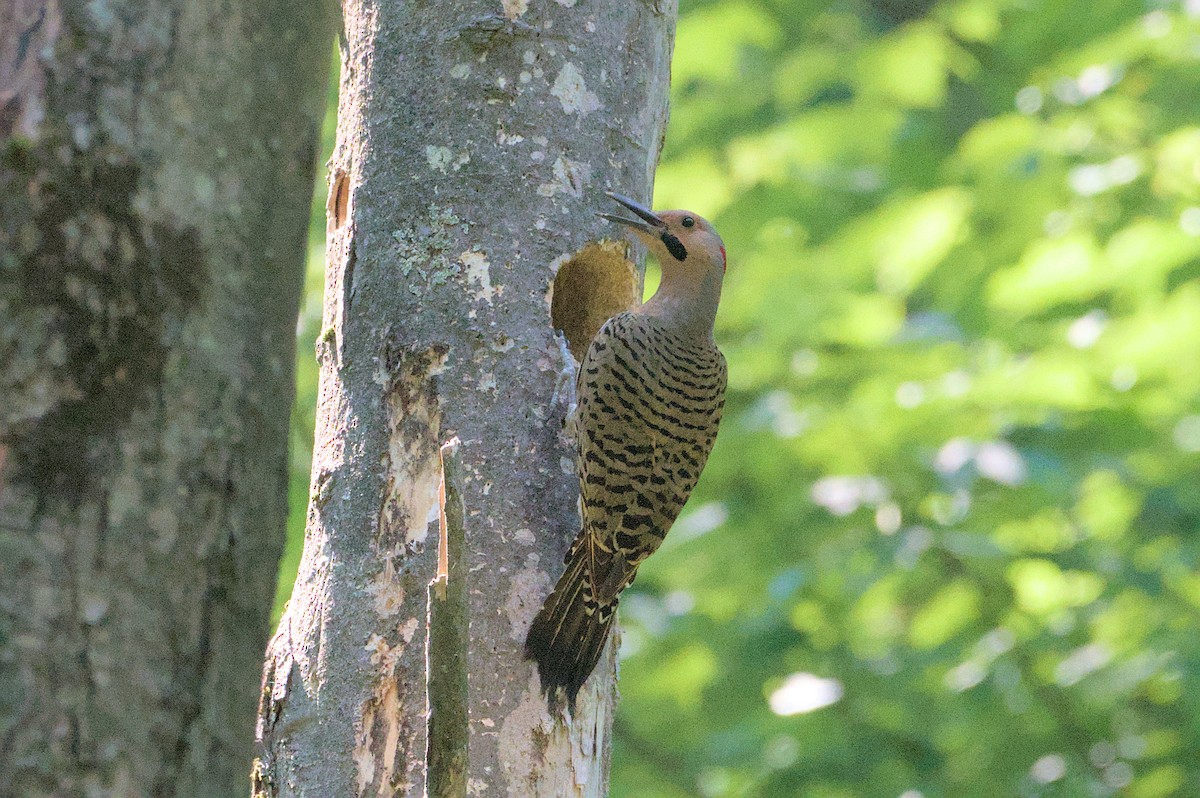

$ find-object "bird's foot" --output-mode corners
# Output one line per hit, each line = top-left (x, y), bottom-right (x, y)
(550, 329), (578, 420)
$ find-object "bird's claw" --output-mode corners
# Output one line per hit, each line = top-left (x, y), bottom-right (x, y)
(550, 330), (578, 421)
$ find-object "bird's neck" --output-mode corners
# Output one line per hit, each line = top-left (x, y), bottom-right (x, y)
(641, 266), (723, 340)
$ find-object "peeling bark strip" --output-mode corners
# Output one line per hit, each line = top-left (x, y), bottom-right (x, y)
(357, 341), (449, 794)
(0, 0), (337, 795)
(426, 440), (468, 798)
(258, 0), (676, 793)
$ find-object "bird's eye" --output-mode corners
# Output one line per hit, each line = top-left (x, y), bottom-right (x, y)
(681, 216), (695, 228)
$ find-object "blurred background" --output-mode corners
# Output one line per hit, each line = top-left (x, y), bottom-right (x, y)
(277, 1), (1200, 795)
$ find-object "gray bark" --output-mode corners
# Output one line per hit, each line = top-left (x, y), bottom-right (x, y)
(255, 0), (676, 795)
(0, 0), (336, 795)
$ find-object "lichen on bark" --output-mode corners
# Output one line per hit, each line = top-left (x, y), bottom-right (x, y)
(1, 137), (207, 500)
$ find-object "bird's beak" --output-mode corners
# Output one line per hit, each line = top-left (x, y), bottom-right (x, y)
(598, 191), (666, 235)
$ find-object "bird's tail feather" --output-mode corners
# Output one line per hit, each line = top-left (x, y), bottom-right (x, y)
(524, 547), (615, 709)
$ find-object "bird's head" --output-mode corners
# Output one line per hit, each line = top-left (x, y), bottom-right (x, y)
(600, 191), (726, 280)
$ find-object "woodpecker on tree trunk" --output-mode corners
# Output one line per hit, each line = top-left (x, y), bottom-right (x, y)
(525, 191), (728, 709)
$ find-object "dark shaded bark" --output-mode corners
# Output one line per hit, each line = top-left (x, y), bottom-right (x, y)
(255, 0), (676, 794)
(0, 0), (337, 794)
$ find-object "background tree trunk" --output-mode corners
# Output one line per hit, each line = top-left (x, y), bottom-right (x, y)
(0, 0), (336, 795)
(255, 0), (676, 795)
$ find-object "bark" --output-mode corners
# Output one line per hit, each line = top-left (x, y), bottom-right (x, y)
(0, 0), (336, 795)
(255, 1), (676, 795)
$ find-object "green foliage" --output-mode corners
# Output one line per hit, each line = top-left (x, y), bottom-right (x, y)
(272, 47), (338, 624)
(279, 4), (1200, 795)
(620, 1), (1200, 796)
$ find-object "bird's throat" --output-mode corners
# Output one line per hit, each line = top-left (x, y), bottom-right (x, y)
(645, 267), (723, 338)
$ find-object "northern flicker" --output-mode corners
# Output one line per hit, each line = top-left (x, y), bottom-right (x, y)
(525, 191), (728, 707)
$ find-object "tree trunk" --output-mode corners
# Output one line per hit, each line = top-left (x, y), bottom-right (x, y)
(254, 1), (676, 795)
(0, 0), (336, 795)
